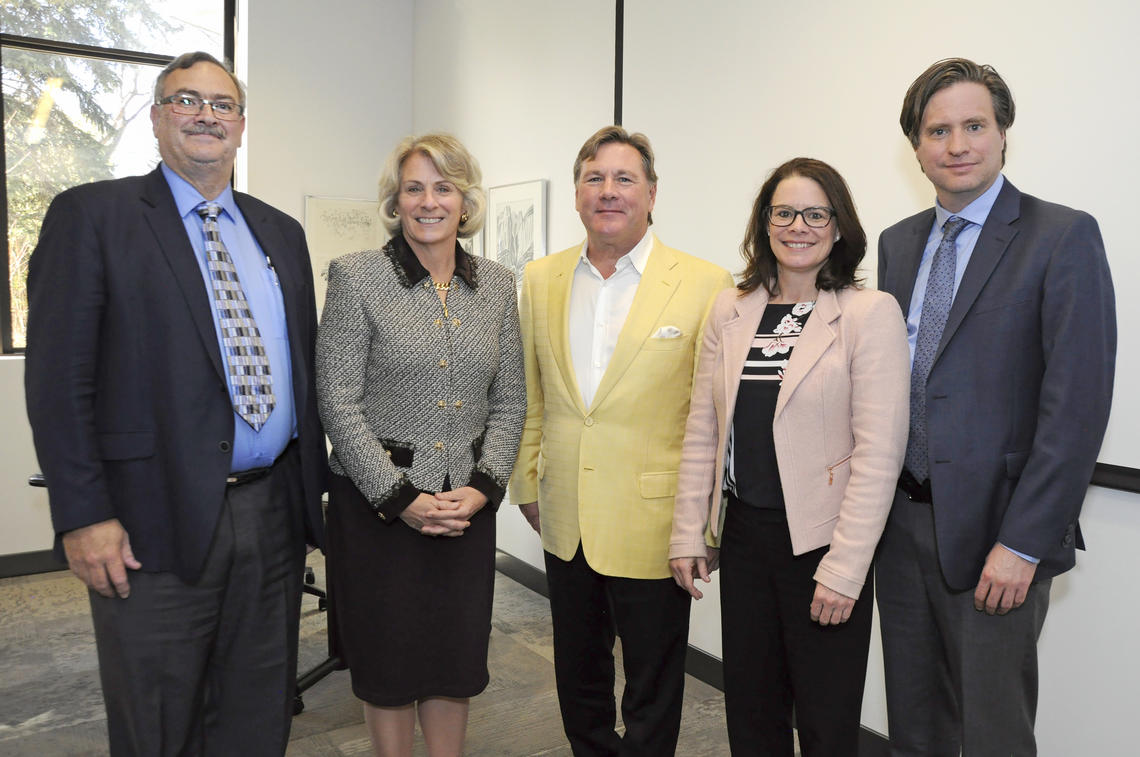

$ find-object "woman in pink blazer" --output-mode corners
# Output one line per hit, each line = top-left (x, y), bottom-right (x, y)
(670, 158), (910, 755)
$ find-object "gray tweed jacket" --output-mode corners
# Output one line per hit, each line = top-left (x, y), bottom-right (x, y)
(316, 235), (526, 520)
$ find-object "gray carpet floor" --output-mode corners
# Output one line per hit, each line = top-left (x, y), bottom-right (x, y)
(0, 553), (734, 756)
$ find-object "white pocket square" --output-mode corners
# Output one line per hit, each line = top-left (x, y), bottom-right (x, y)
(653, 326), (683, 338)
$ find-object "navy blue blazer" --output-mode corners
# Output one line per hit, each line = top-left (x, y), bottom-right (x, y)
(25, 166), (328, 583)
(878, 179), (1115, 590)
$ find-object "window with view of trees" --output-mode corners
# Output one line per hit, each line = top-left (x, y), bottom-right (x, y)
(1, 0), (232, 351)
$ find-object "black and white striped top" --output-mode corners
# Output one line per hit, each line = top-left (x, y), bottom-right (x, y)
(724, 301), (815, 509)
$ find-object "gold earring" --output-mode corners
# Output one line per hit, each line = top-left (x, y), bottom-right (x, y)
(391, 208), (398, 218)
(460, 211), (469, 224)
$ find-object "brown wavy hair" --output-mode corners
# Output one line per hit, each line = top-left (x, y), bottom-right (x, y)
(738, 158), (866, 296)
(900, 58), (1015, 164)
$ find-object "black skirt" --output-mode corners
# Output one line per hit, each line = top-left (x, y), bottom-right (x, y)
(325, 473), (496, 706)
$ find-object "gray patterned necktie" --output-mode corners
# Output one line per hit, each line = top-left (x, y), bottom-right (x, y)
(197, 202), (275, 431)
(905, 215), (969, 481)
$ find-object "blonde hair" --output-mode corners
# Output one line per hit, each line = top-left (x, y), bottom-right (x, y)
(378, 133), (486, 238)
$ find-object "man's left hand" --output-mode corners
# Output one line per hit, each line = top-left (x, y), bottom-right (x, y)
(973, 542), (1037, 615)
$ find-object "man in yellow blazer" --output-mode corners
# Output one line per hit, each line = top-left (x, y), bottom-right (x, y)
(510, 126), (732, 756)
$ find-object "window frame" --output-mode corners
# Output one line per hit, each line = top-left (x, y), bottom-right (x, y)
(0, 0), (235, 353)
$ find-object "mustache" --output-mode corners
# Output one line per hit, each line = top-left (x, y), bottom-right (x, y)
(181, 124), (226, 139)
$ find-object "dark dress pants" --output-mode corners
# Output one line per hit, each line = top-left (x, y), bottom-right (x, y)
(544, 544), (692, 757)
(720, 502), (873, 757)
(877, 489), (1050, 757)
(88, 446), (305, 757)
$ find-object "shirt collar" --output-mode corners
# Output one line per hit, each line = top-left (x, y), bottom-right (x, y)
(934, 173), (1004, 231)
(577, 229), (655, 275)
(160, 162), (238, 221)
(386, 233), (478, 290)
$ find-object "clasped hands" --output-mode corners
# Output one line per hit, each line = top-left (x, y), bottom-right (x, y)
(400, 487), (488, 537)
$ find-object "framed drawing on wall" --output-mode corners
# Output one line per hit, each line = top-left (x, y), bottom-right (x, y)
(485, 180), (547, 289)
(304, 196), (386, 313)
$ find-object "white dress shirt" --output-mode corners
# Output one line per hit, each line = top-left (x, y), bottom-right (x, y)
(569, 230), (655, 408)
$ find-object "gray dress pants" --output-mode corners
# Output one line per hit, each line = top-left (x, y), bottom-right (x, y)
(877, 488), (1050, 757)
(88, 447), (305, 757)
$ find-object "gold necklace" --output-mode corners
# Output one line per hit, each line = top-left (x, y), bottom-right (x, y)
(424, 278), (453, 317)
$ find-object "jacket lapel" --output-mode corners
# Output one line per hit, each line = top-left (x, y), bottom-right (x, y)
(721, 287), (768, 419)
(894, 209), (935, 313)
(236, 193), (297, 322)
(775, 289), (840, 418)
(546, 249), (588, 415)
(934, 180), (1021, 365)
(589, 240), (680, 411)
(141, 168), (225, 383)
(236, 193), (309, 409)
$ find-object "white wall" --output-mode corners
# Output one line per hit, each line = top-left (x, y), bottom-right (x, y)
(0, 358), (52, 556)
(242, 0), (414, 217)
(411, 0), (616, 571)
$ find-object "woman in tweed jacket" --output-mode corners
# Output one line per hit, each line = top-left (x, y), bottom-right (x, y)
(316, 134), (525, 757)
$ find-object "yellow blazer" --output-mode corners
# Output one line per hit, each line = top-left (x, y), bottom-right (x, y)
(510, 238), (733, 579)
(670, 285), (910, 598)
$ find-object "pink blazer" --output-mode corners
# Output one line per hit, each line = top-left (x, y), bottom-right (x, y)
(670, 285), (910, 598)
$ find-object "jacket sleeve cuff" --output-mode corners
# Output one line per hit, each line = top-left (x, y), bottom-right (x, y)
(668, 535), (712, 560)
(369, 480), (420, 524)
(467, 468), (506, 512)
(812, 561), (864, 600)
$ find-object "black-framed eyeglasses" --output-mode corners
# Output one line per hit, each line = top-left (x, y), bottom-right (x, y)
(765, 205), (835, 228)
(156, 94), (245, 121)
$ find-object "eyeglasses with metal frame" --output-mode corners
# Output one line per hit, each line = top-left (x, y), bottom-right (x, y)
(765, 205), (836, 228)
(156, 93), (245, 121)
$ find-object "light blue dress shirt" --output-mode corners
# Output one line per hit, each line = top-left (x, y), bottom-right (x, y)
(905, 174), (1004, 365)
(161, 163), (296, 472)
(905, 174), (1037, 564)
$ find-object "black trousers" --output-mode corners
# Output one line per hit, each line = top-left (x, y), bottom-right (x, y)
(544, 545), (692, 757)
(88, 445), (305, 757)
(720, 502), (873, 757)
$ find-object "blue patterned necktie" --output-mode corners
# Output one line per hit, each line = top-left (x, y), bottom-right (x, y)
(197, 203), (275, 431)
(905, 215), (969, 481)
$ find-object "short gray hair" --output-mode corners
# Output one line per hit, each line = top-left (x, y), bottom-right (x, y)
(154, 51), (246, 109)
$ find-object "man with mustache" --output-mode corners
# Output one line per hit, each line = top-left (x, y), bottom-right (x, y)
(24, 51), (327, 755)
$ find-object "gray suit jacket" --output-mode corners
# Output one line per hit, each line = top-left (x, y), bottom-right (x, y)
(878, 179), (1116, 590)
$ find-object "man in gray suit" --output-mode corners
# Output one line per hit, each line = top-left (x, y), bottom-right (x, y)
(876, 58), (1116, 756)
